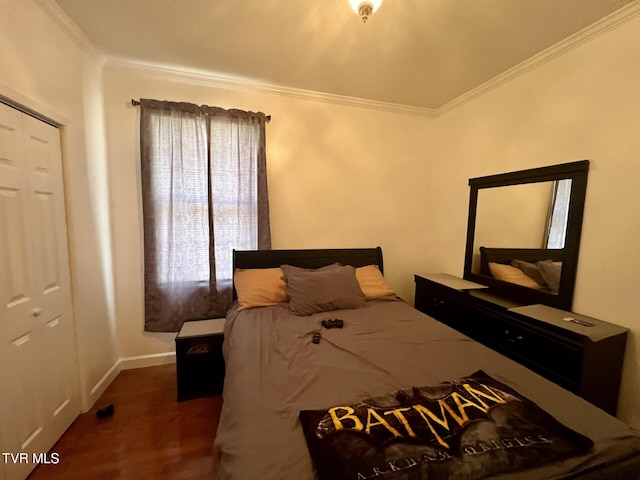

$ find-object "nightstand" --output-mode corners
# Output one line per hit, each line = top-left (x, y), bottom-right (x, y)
(175, 318), (226, 401)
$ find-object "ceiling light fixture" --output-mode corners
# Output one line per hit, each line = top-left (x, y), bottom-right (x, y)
(349, 0), (382, 23)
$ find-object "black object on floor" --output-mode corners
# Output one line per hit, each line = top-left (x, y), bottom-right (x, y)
(96, 404), (114, 419)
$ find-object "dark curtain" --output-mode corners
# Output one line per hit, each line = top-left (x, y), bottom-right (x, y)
(140, 99), (270, 332)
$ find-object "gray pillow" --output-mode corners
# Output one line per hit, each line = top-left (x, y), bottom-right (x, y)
(511, 259), (562, 294)
(511, 259), (546, 286)
(538, 260), (562, 294)
(281, 262), (342, 278)
(283, 265), (365, 316)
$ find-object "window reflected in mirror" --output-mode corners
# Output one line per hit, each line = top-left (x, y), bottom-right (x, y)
(546, 179), (572, 249)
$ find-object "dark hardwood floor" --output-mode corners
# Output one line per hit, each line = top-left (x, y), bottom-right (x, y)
(28, 364), (222, 480)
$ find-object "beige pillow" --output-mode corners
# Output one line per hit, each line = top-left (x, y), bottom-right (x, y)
(488, 262), (541, 289)
(355, 265), (395, 297)
(234, 267), (288, 310)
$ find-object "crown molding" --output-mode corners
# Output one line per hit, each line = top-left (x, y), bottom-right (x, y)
(42, 0), (640, 118)
(436, 0), (640, 115)
(104, 58), (439, 118)
(35, 0), (104, 61)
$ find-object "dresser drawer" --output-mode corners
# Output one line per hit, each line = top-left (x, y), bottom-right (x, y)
(477, 312), (582, 390)
(414, 279), (473, 334)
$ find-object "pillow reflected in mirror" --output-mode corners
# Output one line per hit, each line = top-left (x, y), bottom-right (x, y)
(538, 261), (562, 294)
(511, 259), (562, 294)
(488, 262), (542, 289)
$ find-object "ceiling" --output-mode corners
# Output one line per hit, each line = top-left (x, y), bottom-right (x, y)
(53, 0), (634, 110)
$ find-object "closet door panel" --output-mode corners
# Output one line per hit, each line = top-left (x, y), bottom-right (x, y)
(0, 103), (25, 163)
(23, 114), (69, 325)
(0, 327), (44, 454)
(41, 313), (76, 433)
(0, 103), (80, 480)
(0, 104), (35, 344)
(22, 113), (79, 438)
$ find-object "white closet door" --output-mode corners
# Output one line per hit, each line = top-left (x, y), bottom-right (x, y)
(0, 102), (80, 480)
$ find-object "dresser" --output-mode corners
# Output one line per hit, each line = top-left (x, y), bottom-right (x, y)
(414, 273), (628, 415)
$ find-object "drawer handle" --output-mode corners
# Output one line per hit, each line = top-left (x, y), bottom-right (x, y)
(504, 329), (523, 343)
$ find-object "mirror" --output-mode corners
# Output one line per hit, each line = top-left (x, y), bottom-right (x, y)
(471, 179), (571, 287)
(463, 161), (589, 310)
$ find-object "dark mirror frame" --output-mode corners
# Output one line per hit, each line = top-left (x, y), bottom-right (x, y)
(463, 160), (590, 310)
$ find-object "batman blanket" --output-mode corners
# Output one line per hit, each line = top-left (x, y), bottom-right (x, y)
(299, 371), (593, 480)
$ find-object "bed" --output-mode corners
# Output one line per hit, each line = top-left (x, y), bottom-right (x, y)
(212, 247), (640, 479)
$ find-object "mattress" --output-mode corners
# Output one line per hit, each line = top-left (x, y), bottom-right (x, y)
(213, 297), (640, 479)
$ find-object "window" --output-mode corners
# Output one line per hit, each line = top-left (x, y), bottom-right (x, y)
(139, 100), (270, 332)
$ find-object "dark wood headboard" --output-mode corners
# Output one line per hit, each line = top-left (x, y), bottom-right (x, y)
(479, 247), (564, 276)
(233, 247), (383, 273)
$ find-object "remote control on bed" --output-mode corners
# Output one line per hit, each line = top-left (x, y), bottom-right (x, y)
(322, 318), (344, 329)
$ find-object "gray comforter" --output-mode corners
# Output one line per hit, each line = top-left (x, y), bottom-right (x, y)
(213, 297), (640, 479)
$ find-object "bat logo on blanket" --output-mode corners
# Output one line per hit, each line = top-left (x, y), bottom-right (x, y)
(316, 378), (518, 450)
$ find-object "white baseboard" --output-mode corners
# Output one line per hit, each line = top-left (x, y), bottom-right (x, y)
(118, 351), (177, 370)
(85, 352), (176, 411)
(85, 361), (121, 411)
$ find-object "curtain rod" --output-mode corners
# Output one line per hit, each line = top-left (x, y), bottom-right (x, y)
(131, 99), (270, 121)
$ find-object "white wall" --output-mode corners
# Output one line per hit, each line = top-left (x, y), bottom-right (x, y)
(0, 0), (118, 409)
(103, 10), (640, 428)
(427, 12), (640, 427)
(103, 63), (435, 359)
